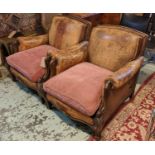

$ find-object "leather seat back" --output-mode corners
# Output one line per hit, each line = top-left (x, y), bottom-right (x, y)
(49, 16), (90, 50)
(88, 25), (142, 71)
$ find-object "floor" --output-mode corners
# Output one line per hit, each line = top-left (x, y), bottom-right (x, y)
(0, 65), (91, 140)
(0, 55), (155, 140)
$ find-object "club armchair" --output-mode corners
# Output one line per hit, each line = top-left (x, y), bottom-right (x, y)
(42, 25), (148, 138)
(6, 15), (91, 106)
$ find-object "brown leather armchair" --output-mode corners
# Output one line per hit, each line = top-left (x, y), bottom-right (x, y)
(42, 25), (148, 138)
(16, 14), (62, 52)
(6, 15), (91, 106)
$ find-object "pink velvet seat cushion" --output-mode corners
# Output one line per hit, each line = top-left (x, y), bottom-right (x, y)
(6, 45), (58, 82)
(43, 62), (114, 116)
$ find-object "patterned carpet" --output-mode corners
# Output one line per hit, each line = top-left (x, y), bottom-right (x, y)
(0, 67), (90, 140)
(101, 73), (155, 140)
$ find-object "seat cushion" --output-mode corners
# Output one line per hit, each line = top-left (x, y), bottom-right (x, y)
(6, 45), (58, 82)
(43, 62), (113, 116)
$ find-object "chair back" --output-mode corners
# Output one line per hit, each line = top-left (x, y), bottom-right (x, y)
(88, 25), (143, 71)
(49, 15), (91, 50)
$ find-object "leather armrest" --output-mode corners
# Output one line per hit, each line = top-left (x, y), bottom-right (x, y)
(17, 34), (48, 51)
(50, 41), (88, 74)
(105, 56), (144, 89)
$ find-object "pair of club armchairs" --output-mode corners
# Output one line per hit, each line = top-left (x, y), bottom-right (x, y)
(6, 15), (148, 138)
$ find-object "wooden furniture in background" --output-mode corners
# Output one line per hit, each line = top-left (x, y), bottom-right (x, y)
(65, 13), (103, 26)
(101, 13), (121, 25)
(65, 13), (121, 26)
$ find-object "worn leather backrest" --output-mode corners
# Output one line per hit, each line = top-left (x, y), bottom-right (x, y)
(88, 26), (141, 71)
(101, 25), (148, 57)
(49, 16), (87, 50)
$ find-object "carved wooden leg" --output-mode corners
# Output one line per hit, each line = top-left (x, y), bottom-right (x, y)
(94, 124), (103, 140)
(5, 62), (17, 81)
(44, 97), (54, 109)
(93, 130), (102, 141)
(38, 91), (51, 109)
(92, 117), (105, 140)
(40, 97), (45, 104)
(44, 97), (50, 109)
(10, 73), (17, 82)
(129, 92), (134, 99)
(37, 83), (53, 109)
(37, 54), (57, 109)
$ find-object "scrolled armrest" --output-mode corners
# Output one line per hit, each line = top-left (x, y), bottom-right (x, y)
(50, 41), (88, 74)
(18, 34), (48, 51)
(105, 56), (144, 89)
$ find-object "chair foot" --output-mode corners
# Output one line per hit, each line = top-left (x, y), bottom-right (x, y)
(40, 97), (45, 104)
(93, 131), (102, 141)
(48, 103), (54, 109)
(37, 83), (52, 109)
(92, 123), (103, 141)
(92, 116), (105, 140)
(40, 97), (51, 109)
(7, 70), (17, 82)
(129, 92), (134, 99)
(45, 101), (50, 109)
(10, 75), (17, 82)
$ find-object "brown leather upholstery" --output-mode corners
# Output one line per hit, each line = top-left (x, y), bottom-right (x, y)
(49, 16), (88, 49)
(18, 34), (48, 51)
(103, 25), (148, 57)
(102, 75), (137, 124)
(6, 15), (91, 93)
(10, 67), (37, 90)
(51, 41), (88, 74)
(43, 25), (148, 138)
(46, 94), (94, 125)
(88, 25), (142, 71)
(17, 15), (91, 52)
(106, 56), (144, 89)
